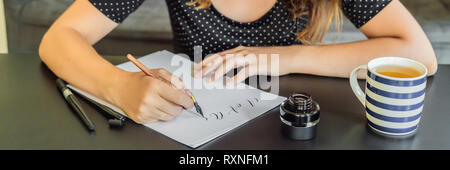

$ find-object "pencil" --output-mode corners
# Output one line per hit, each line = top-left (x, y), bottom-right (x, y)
(126, 54), (204, 117)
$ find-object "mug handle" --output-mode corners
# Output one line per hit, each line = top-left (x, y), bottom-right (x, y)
(349, 65), (367, 106)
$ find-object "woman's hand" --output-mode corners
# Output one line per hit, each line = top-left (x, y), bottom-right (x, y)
(109, 69), (194, 124)
(193, 46), (295, 86)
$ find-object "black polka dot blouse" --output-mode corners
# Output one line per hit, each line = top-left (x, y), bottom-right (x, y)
(89, 0), (392, 58)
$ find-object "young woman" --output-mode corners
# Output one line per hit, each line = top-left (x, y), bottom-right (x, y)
(39, 0), (437, 124)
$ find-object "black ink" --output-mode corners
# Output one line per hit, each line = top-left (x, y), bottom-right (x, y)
(205, 97), (262, 120)
(248, 99), (254, 107)
(230, 106), (238, 113)
(210, 113), (219, 119)
(218, 112), (223, 119)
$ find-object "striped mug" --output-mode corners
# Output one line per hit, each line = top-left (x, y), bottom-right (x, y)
(349, 57), (428, 136)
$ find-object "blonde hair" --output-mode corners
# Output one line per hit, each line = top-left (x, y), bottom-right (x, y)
(187, 0), (342, 44)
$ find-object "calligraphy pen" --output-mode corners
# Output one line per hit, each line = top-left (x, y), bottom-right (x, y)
(56, 78), (95, 132)
(126, 54), (204, 117)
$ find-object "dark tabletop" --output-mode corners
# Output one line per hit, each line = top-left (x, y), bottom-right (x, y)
(1, 52), (449, 150)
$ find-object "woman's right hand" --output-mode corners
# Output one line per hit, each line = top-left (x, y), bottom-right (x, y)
(108, 69), (194, 124)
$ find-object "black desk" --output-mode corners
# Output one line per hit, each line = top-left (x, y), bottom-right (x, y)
(1, 53), (449, 150)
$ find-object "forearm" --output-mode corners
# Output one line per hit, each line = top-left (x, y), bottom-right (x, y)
(289, 37), (438, 78)
(39, 27), (127, 102)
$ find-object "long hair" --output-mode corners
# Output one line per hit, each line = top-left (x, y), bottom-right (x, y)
(187, 0), (342, 44)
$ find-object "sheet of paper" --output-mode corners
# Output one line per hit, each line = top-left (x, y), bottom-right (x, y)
(68, 50), (285, 148)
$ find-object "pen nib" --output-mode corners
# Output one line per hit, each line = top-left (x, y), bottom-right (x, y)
(195, 102), (204, 118)
(191, 95), (204, 118)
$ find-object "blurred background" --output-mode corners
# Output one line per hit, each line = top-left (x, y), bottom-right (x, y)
(1, 0), (450, 64)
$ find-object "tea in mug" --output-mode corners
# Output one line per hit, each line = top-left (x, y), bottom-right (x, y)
(375, 65), (422, 78)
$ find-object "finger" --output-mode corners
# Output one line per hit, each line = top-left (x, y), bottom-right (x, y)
(194, 46), (246, 74)
(139, 116), (159, 124)
(211, 54), (248, 82)
(215, 45), (246, 57)
(195, 54), (225, 77)
(154, 108), (176, 122)
(136, 103), (175, 122)
(193, 54), (218, 78)
(157, 82), (194, 109)
(193, 54), (220, 72)
(193, 55), (214, 71)
(198, 46), (244, 68)
(129, 111), (157, 124)
(226, 65), (257, 86)
(156, 95), (183, 116)
(207, 46), (248, 66)
(154, 68), (186, 90)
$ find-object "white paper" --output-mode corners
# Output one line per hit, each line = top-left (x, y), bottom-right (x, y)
(68, 50), (285, 148)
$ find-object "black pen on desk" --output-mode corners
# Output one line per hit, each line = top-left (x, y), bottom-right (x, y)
(56, 78), (95, 131)
(81, 94), (126, 127)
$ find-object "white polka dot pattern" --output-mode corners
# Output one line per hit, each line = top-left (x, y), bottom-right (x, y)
(89, 0), (145, 23)
(89, 0), (392, 57)
(167, 0), (304, 58)
(342, 0), (392, 28)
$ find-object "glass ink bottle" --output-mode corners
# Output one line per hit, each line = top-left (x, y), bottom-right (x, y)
(280, 92), (320, 140)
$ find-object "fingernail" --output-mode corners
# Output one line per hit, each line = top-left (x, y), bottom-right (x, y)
(185, 90), (192, 97)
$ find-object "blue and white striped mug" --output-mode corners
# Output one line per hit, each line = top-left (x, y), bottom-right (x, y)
(349, 57), (428, 136)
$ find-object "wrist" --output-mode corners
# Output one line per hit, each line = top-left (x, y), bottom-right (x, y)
(288, 45), (314, 74)
(286, 49), (297, 74)
(100, 68), (130, 105)
(286, 45), (305, 74)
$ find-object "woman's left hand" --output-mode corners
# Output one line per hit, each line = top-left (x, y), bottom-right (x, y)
(193, 45), (296, 86)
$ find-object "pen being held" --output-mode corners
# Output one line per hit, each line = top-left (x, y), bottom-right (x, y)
(126, 54), (204, 118)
